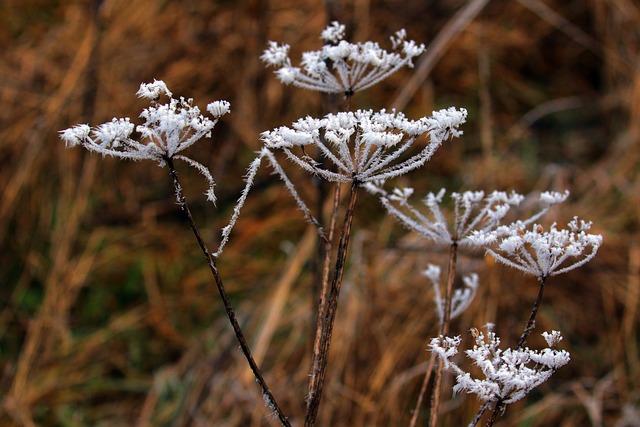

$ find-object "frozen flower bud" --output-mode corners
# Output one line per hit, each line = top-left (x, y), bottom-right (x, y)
(207, 100), (231, 118)
(321, 21), (346, 43)
(539, 190), (569, 205)
(260, 42), (290, 67)
(59, 124), (91, 147)
(137, 79), (172, 99)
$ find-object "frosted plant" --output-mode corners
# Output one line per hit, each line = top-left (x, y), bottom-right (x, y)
(422, 264), (478, 324)
(60, 80), (230, 203)
(469, 217), (603, 279)
(366, 187), (570, 246)
(261, 21), (425, 94)
(429, 327), (570, 407)
(260, 107), (467, 185)
(61, 82), (291, 426)
(216, 107), (468, 255)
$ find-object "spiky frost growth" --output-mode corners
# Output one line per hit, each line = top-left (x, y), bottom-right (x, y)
(261, 21), (425, 94)
(260, 107), (467, 184)
(60, 81), (229, 204)
(429, 327), (570, 405)
(422, 264), (478, 324)
(469, 217), (603, 278)
(366, 187), (569, 246)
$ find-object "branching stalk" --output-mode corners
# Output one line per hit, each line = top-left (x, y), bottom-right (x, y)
(305, 181), (359, 427)
(165, 157), (291, 427)
(429, 242), (459, 427)
(484, 275), (548, 427)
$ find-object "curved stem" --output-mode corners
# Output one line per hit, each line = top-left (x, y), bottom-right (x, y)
(305, 181), (359, 427)
(165, 157), (291, 426)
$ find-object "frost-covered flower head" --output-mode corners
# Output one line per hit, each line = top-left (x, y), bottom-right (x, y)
(470, 217), (603, 278)
(60, 81), (230, 203)
(366, 187), (568, 246)
(261, 21), (425, 95)
(260, 107), (467, 185)
(423, 264), (478, 324)
(429, 327), (571, 405)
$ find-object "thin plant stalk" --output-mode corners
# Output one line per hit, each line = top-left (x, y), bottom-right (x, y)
(484, 275), (548, 427)
(408, 351), (437, 427)
(310, 184), (341, 367)
(165, 157), (291, 427)
(429, 242), (459, 427)
(305, 181), (359, 427)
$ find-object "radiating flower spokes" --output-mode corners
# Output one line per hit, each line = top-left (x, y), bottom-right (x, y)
(60, 80), (230, 203)
(367, 186), (569, 246)
(469, 217), (603, 278)
(261, 21), (425, 94)
(260, 107), (467, 184)
(429, 326), (571, 405)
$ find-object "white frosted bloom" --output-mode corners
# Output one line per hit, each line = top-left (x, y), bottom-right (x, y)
(370, 187), (537, 246)
(424, 264), (479, 323)
(136, 79), (172, 99)
(262, 21), (425, 94)
(60, 82), (227, 204)
(431, 329), (571, 405)
(477, 217), (603, 278)
(260, 107), (466, 185)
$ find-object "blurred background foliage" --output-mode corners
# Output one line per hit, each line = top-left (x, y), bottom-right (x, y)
(0, 0), (639, 425)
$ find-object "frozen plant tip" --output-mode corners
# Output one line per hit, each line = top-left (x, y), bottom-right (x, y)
(60, 81), (230, 203)
(261, 21), (425, 94)
(429, 327), (571, 405)
(422, 264), (478, 324)
(470, 217), (603, 278)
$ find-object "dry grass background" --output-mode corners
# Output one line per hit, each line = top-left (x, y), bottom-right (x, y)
(0, 0), (639, 426)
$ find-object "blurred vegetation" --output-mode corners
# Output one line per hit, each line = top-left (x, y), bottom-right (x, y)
(0, 0), (639, 425)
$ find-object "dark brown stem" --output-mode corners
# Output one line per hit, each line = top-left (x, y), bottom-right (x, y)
(305, 181), (359, 427)
(165, 157), (290, 427)
(408, 352), (437, 427)
(429, 242), (459, 427)
(485, 275), (548, 426)
(517, 275), (547, 350)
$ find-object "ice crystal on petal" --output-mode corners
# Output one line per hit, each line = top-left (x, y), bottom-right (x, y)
(262, 21), (425, 94)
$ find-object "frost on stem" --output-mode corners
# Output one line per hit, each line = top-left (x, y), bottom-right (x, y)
(365, 187), (569, 247)
(429, 327), (571, 405)
(469, 217), (603, 278)
(261, 21), (425, 94)
(423, 264), (478, 324)
(60, 81), (230, 204)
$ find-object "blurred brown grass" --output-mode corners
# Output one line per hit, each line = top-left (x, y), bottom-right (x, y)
(0, 0), (639, 425)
